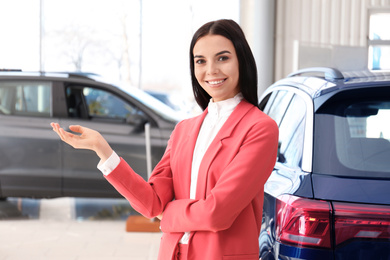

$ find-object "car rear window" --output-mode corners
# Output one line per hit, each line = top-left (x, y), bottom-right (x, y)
(0, 81), (51, 117)
(313, 87), (390, 178)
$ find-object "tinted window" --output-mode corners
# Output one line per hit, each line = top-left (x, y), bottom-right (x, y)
(66, 86), (145, 123)
(277, 94), (306, 167)
(266, 90), (294, 126)
(314, 87), (390, 177)
(259, 92), (274, 112)
(0, 81), (51, 117)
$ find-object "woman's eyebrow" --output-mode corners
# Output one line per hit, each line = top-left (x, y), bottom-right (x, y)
(194, 50), (231, 59)
(216, 50), (231, 56)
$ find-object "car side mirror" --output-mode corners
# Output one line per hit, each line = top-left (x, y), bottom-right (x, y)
(126, 113), (148, 131)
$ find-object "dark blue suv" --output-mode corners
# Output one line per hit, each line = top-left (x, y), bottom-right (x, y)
(258, 67), (390, 259)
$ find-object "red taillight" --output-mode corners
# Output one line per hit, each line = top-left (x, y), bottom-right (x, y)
(275, 195), (390, 249)
(276, 195), (332, 248)
(334, 202), (390, 246)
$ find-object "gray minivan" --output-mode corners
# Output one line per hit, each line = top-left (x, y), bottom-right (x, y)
(0, 71), (181, 198)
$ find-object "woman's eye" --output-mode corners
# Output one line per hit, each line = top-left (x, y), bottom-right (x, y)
(195, 59), (205, 65)
(218, 56), (229, 62)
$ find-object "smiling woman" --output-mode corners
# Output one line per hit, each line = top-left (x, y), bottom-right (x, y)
(193, 35), (240, 102)
(189, 19), (259, 111)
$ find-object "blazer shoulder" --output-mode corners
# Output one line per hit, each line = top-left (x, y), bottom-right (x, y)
(169, 111), (206, 142)
(218, 102), (278, 141)
(174, 111), (205, 131)
(243, 103), (278, 127)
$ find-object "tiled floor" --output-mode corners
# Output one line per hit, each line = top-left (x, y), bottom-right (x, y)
(0, 198), (161, 260)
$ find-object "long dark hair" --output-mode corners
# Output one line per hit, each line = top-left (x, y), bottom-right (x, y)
(190, 19), (258, 110)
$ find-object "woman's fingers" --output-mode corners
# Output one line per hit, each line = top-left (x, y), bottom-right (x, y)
(50, 122), (113, 161)
(50, 122), (58, 132)
(68, 125), (84, 134)
(50, 123), (96, 150)
(51, 123), (79, 147)
(51, 123), (63, 139)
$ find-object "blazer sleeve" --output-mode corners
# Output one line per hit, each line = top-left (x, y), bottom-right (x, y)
(160, 118), (279, 233)
(104, 133), (176, 219)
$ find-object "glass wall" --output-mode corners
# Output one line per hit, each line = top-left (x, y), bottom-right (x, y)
(0, 0), (239, 93)
(368, 11), (390, 71)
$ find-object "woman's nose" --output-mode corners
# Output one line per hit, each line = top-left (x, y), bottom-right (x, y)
(207, 62), (219, 75)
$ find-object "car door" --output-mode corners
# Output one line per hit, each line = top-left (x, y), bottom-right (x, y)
(60, 84), (164, 198)
(0, 80), (62, 198)
(261, 88), (312, 195)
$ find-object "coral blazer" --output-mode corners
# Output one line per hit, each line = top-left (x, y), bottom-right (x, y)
(105, 100), (278, 260)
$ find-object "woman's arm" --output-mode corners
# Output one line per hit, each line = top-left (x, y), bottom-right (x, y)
(104, 140), (175, 218)
(51, 122), (175, 219)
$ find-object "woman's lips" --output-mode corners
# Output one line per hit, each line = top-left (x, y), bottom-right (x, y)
(206, 79), (226, 86)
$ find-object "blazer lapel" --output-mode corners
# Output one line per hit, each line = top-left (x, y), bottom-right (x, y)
(180, 109), (208, 198)
(195, 101), (254, 199)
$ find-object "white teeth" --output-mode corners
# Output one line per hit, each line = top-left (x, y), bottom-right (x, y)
(208, 80), (224, 85)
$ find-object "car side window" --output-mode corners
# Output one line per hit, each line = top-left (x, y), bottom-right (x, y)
(259, 92), (274, 112)
(0, 81), (51, 117)
(66, 86), (145, 124)
(266, 90), (294, 126)
(278, 94), (306, 167)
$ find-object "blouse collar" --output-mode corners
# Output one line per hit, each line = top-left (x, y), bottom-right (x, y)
(207, 93), (243, 119)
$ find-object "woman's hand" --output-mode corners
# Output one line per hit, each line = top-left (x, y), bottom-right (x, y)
(50, 123), (113, 162)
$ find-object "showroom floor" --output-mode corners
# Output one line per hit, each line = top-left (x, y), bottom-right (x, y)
(0, 197), (161, 260)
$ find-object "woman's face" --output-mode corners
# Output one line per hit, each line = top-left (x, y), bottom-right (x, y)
(193, 34), (240, 102)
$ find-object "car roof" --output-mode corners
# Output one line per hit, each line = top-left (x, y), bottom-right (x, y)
(0, 70), (101, 82)
(269, 67), (390, 99)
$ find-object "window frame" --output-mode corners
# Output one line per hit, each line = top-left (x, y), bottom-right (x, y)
(260, 85), (314, 172)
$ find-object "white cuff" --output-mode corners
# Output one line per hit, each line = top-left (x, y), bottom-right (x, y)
(97, 151), (121, 176)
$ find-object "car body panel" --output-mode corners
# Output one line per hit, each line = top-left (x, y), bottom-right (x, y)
(0, 115), (62, 197)
(334, 240), (390, 260)
(312, 174), (390, 205)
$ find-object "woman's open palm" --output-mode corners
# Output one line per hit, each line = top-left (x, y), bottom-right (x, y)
(50, 123), (113, 161)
